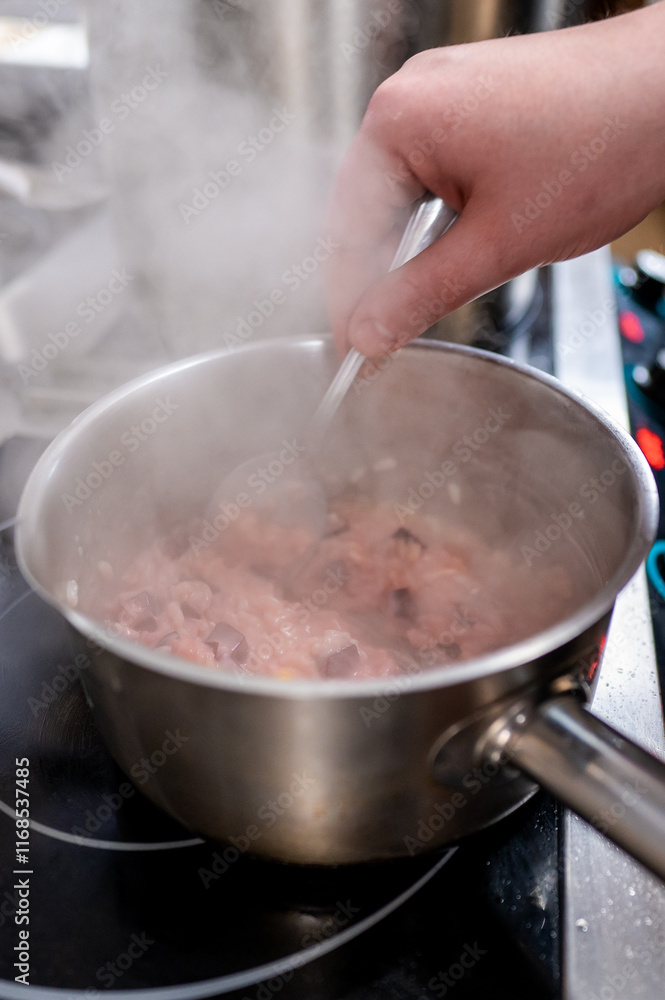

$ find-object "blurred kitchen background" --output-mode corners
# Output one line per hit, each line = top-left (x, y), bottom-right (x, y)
(0, 0), (661, 440)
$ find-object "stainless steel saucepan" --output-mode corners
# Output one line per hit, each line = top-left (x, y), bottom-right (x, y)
(15, 337), (665, 877)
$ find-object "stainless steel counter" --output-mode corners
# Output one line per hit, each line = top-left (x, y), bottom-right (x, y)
(553, 248), (665, 999)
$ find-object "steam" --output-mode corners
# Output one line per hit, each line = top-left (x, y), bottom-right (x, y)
(31, 0), (419, 361)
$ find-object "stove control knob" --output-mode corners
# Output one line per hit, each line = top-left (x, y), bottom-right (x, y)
(633, 347), (665, 406)
(632, 249), (665, 311)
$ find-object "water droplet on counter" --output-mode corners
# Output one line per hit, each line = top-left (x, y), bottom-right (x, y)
(65, 578), (78, 607)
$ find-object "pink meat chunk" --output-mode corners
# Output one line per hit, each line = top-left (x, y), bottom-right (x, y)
(105, 499), (576, 681)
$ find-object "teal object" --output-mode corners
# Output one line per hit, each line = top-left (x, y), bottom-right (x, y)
(647, 541), (665, 600)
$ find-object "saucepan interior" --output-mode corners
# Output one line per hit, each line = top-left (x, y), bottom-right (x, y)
(16, 336), (654, 696)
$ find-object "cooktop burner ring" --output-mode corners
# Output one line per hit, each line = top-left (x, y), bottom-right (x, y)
(0, 799), (203, 851)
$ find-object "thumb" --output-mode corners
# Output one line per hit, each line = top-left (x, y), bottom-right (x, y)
(346, 209), (507, 357)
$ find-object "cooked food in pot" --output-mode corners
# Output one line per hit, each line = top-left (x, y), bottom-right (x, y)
(105, 498), (577, 680)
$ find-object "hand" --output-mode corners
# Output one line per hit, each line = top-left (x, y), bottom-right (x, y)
(325, 4), (665, 357)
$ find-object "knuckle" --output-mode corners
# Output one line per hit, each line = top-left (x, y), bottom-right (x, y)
(363, 78), (401, 129)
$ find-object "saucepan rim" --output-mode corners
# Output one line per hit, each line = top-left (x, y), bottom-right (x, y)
(15, 335), (659, 700)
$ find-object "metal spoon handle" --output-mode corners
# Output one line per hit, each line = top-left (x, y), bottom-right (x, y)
(308, 347), (366, 442)
(390, 194), (458, 270)
(310, 194), (458, 443)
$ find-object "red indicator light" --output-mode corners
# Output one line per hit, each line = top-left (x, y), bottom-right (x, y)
(619, 310), (645, 343)
(636, 426), (665, 469)
(588, 635), (607, 683)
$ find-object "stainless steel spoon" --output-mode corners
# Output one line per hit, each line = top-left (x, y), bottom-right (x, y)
(211, 193), (458, 540)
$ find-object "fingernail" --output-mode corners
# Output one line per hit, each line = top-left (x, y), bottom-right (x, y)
(353, 320), (395, 357)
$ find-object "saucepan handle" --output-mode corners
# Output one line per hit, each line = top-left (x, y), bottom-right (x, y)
(486, 694), (665, 881)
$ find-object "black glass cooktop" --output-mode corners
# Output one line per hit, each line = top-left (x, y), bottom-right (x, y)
(0, 430), (560, 999)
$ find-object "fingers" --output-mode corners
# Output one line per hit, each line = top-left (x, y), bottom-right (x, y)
(341, 204), (507, 356)
(323, 7), (665, 358)
(324, 132), (427, 356)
